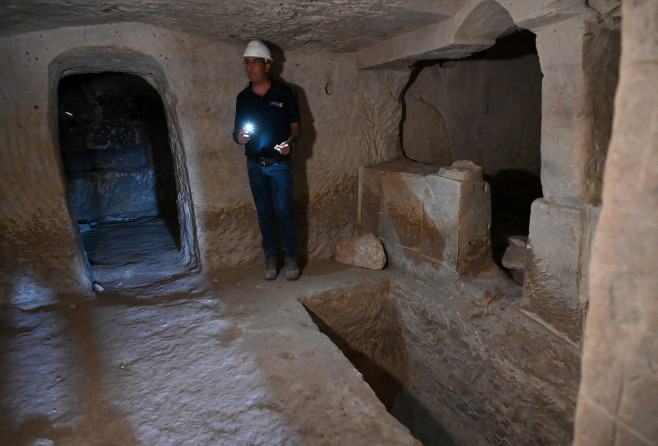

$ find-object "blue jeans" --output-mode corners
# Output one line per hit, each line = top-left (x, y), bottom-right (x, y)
(247, 160), (297, 260)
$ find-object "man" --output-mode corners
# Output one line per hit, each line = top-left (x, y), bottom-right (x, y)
(233, 40), (301, 280)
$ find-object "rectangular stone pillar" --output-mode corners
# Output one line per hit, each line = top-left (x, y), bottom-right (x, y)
(521, 199), (584, 343)
(536, 17), (589, 206)
(527, 17), (619, 343)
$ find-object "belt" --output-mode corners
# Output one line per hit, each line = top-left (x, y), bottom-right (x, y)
(247, 155), (286, 166)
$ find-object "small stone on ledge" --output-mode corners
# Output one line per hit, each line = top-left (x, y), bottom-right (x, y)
(438, 160), (483, 181)
(502, 236), (528, 271)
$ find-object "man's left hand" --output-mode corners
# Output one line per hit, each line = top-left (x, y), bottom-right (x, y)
(274, 141), (291, 155)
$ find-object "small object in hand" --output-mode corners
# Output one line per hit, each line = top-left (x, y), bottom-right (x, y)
(274, 141), (289, 153)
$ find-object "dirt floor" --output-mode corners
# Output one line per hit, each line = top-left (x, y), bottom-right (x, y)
(1, 258), (426, 446)
(1, 219), (580, 445)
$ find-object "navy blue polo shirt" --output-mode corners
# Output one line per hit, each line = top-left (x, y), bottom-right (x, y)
(234, 78), (300, 159)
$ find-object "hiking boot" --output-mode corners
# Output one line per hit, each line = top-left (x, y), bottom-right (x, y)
(284, 257), (299, 280)
(264, 257), (277, 280)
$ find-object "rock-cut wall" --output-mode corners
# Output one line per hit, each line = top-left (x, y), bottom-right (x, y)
(0, 22), (404, 298)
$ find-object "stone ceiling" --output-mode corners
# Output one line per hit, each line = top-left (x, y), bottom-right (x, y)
(0, 0), (466, 52)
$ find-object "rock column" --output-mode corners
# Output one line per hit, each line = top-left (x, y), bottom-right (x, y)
(574, 1), (658, 444)
(521, 16), (620, 343)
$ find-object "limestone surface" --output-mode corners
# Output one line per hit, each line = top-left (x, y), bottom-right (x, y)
(335, 232), (387, 270)
(522, 199), (584, 344)
(301, 267), (580, 445)
(0, 0), (457, 52)
(402, 36), (542, 174)
(0, 262), (421, 446)
(574, 1), (658, 444)
(502, 236), (528, 271)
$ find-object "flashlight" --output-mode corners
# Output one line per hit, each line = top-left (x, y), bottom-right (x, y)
(244, 123), (254, 134)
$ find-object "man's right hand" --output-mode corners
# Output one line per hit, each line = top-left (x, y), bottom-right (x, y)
(236, 129), (250, 145)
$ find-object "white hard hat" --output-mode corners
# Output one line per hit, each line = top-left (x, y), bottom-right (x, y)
(243, 40), (272, 62)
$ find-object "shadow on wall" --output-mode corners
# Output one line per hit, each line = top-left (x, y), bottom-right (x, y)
(289, 82), (315, 265)
(263, 41), (317, 265)
(398, 59), (443, 162)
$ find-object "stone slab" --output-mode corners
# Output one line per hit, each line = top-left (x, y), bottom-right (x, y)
(420, 170), (494, 275)
(382, 240), (459, 283)
(420, 173), (461, 266)
(380, 171), (426, 247)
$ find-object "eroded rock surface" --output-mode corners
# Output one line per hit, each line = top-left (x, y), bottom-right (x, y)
(0, 262), (420, 446)
(335, 232), (387, 270)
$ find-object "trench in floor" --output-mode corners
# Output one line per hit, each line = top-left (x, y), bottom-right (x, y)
(300, 276), (581, 446)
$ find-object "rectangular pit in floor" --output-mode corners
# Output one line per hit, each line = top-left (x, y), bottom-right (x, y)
(300, 277), (579, 446)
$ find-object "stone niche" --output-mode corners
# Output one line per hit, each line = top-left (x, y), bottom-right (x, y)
(358, 157), (498, 280)
(401, 30), (542, 176)
(399, 29), (543, 268)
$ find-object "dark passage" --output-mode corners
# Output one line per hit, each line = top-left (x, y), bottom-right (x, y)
(475, 30), (543, 268)
(58, 72), (182, 285)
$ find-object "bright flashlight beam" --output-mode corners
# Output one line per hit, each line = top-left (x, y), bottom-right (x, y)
(244, 123), (254, 133)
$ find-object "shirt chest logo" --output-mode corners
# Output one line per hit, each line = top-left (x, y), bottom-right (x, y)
(269, 101), (283, 108)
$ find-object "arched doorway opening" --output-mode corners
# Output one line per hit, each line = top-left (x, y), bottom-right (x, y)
(56, 68), (196, 287)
